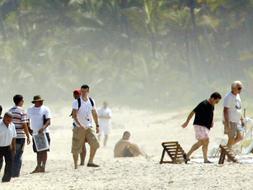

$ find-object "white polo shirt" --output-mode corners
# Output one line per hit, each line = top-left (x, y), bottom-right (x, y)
(223, 92), (242, 123)
(27, 105), (52, 134)
(72, 97), (95, 128)
(0, 121), (17, 147)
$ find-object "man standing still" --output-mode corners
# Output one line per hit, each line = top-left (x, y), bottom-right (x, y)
(0, 113), (16, 182)
(223, 81), (244, 148)
(182, 92), (222, 163)
(72, 89), (87, 166)
(9, 95), (31, 177)
(98, 101), (112, 147)
(27, 96), (52, 173)
(71, 85), (100, 169)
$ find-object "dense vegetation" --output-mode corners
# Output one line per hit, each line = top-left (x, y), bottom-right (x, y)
(0, 0), (253, 109)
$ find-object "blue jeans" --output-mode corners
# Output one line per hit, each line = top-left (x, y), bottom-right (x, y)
(12, 138), (25, 177)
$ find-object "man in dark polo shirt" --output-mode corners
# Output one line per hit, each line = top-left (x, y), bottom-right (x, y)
(182, 92), (222, 163)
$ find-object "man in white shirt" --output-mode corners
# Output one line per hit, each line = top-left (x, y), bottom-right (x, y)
(27, 96), (51, 173)
(98, 101), (112, 147)
(223, 81), (244, 148)
(0, 112), (17, 183)
(71, 84), (100, 169)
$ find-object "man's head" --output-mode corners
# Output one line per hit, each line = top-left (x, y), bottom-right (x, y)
(32, 95), (44, 107)
(3, 112), (13, 126)
(0, 105), (2, 116)
(231, 81), (243, 95)
(103, 101), (108, 108)
(122, 131), (131, 140)
(73, 89), (81, 99)
(209, 92), (222, 106)
(81, 84), (90, 98)
(13, 94), (24, 106)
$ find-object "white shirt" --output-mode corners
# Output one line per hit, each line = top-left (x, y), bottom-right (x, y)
(27, 105), (52, 134)
(72, 97), (95, 128)
(98, 107), (112, 128)
(223, 92), (242, 123)
(0, 121), (17, 147)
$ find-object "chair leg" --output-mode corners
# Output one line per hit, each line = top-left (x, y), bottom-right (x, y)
(160, 149), (165, 164)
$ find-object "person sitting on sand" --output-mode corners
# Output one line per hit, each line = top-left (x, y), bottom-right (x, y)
(114, 131), (143, 157)
(181, 92), (222, 163)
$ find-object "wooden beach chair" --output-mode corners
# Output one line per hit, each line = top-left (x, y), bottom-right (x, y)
(160, 141), (187, 164)
(218, 145), (238, 164)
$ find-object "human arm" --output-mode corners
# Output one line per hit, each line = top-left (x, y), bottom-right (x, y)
(181, 111), (195, 128)
(92, 109), (99, 134)
(22, 123), (31, 144)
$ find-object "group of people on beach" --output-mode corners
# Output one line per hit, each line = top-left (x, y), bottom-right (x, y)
(70, 85), (144, 169)
(0, 95), (52, 182)
(182, 81), (244, 163)
(0, 80), (245, 182)
(0, 84), (144, 183)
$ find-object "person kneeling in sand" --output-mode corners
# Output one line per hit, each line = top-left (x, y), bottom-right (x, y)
(114, 131), (143, 158)
(181, 92), (222, 163)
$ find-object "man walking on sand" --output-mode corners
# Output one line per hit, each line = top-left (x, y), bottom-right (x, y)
(98, 101), (112, 147)
(182, 92), (222, 163)
(71, 85), (100, 169)
(223, 81), (244, 148)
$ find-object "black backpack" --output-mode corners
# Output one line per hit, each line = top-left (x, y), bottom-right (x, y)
(70, 97), (94, 117)
(77, 97), (94, 109)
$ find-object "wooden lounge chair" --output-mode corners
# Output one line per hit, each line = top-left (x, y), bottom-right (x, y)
(218, 145), (238, 164)
(160, 141), (187, 164)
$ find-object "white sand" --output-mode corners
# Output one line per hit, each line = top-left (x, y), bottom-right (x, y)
(1, 107), (253, 190)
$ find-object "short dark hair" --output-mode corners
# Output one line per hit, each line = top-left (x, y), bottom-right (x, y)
(0, 105), (2, 115)
(81, 84), (89, 89)
(13, 94), (23, 106)
(210, 92), (222, 100)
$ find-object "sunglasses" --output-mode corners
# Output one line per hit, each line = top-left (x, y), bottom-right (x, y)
(238, 87), (242, 90)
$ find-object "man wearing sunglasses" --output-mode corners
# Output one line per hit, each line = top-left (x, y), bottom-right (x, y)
(223, 81), (244, 148)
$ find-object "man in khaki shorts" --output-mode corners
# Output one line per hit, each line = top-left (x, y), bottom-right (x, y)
(223, 81), (244, 148)
(71, 85), (100, 169)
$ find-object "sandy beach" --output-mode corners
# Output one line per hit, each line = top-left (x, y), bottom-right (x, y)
(1, 106), (253, 190)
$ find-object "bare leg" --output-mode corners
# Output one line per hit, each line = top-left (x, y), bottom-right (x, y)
(227, 137), (235, 148)
(73, 153), (78, 169)
(201, 139), (210, 163)
(186, 141), (202, 159)
(41, 151), (47, 172)
(104, 135), (108, 147)
(88, 146), (98, 164)
(80, 144), (86, 166)
(234, 132), (243, 145)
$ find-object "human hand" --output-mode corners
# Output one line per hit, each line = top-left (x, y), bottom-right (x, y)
(181, 122), (188, 128)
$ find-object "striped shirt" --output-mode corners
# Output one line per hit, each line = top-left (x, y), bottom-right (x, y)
(9, 106), (28, 139)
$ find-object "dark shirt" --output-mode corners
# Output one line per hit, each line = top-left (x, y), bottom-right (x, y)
(193, 100), (214, 129)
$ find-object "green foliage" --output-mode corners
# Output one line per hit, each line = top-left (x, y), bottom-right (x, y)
(0, 0), (253, 109)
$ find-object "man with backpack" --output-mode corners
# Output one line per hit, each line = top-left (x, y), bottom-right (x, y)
(71, 84), (100, 169)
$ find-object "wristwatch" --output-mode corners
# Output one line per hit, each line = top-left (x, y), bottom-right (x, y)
(96, 124), (99, 128)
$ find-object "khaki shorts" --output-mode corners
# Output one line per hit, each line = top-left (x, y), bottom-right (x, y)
(224, 122), (243, 138)
(71, 127), (99, 154)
